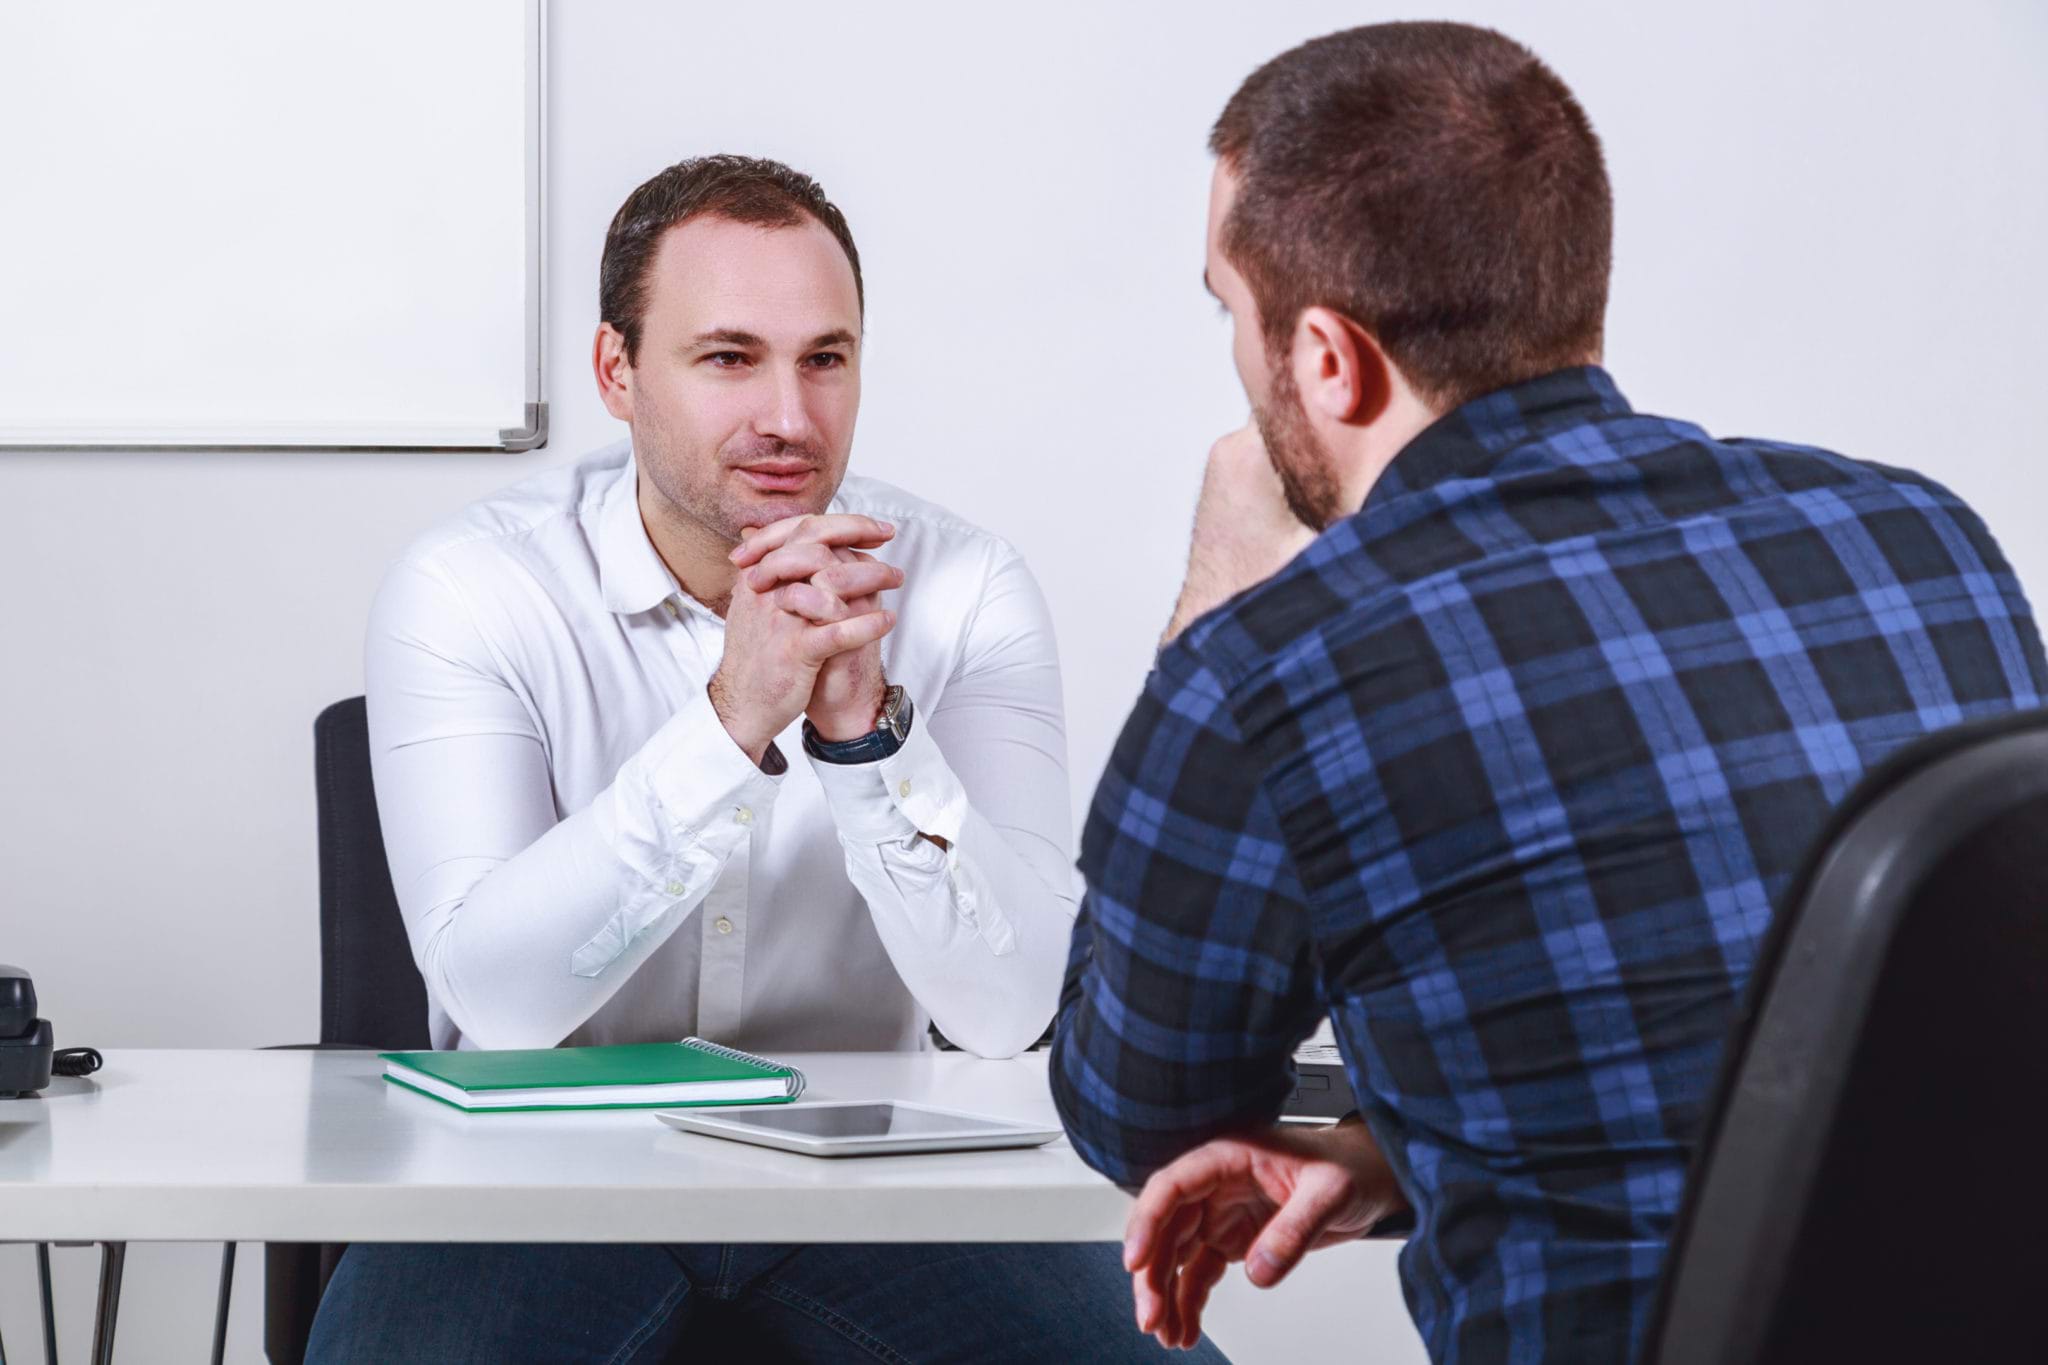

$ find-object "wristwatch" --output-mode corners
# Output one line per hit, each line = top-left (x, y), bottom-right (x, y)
(803, 685), (914, 764)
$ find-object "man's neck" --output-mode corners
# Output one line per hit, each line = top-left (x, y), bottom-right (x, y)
(637, 478), (739, 617)
(1337, 389), (1442, 517)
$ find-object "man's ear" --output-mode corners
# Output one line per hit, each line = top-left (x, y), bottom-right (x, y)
(1291, 306), (1391, 428)
(593, 322), (635, 423)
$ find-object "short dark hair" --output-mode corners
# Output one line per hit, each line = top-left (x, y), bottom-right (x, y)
(599, 154), (863, 363)
(1211, 22), (1611, 410)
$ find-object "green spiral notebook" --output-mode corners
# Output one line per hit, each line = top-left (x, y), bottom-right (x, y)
(379, 1037), (808, 1113)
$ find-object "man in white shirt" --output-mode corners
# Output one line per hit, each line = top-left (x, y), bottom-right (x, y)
(305, 156), (1222, 1362)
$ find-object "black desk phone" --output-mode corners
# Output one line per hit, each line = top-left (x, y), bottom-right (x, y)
(1, 965), (100, 1097)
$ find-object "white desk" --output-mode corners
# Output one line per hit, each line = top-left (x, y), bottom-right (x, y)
(0, 1050), (1430, 1365)
(0, 1049), (1132, 1244)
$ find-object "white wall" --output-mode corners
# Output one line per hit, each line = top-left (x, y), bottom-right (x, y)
(3, 2), (2043, 1360)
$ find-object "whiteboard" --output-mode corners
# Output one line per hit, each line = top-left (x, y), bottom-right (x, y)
(0, 0), (545, 451)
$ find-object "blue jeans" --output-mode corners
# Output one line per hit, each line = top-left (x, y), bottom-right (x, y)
(304, 1241), (1229, 1363)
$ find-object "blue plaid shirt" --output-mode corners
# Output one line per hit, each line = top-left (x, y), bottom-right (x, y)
(1051, 367), (2046, 1363)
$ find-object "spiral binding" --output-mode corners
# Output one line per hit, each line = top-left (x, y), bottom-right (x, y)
(681, 1036), (807, 1099)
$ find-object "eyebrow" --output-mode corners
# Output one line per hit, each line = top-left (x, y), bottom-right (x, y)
(687, 327), (859, 351)
(690, 328), (766, 349)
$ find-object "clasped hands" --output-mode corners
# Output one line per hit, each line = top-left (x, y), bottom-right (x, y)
(708, 512), (902, 766)
(710, 418), (1310, 763)
(708, 443), (1365, 1353)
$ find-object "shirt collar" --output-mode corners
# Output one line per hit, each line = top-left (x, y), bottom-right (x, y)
(597, 448), (681, 616)
(1372, 365), (1633, 502)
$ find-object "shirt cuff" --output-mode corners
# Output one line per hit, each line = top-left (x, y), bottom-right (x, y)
(806, 705), (964, 844)
(642, 686), (786, 830)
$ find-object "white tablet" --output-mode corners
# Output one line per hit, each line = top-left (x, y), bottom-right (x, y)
(655, 1100), (1064, 1157)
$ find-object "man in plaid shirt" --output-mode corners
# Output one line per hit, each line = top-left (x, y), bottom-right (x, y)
(1051, 22), (2047, 1363)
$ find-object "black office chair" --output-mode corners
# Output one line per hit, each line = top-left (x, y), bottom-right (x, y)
(266, 699), (773, 1364)
(1641, 707), (2048, 1364)
(263, 696), (432, 1365)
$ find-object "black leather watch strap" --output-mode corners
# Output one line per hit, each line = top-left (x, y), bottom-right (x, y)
(803, 688), (915, 765)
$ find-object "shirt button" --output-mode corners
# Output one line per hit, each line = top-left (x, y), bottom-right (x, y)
(665, 881), (685, 896)
(664, 598), (681, 619)
(897, 779), (913, 798)
(715, 917), (734, 935)
(735, 806), (754, 826)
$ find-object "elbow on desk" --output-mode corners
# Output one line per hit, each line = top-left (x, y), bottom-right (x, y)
(419, 947), (582, 1053)
(1047, 1023), (1282, 1191)
(452, 1013), (577, 1053)
(933, 1005), (1051, 1061)
(927, 958), (1062, 1059)
(1047, 1033), (1152, 1189)
(433, 990), (574, 1052)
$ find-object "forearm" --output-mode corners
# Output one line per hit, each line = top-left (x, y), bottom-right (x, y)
(812, 717), (1075, 1058)
(1051, 660), (1326, 1184)
(842, 806), (1072, 1057)
(1163, 554), (1244, 647)
(375, 688), (778, 1049)
(1163, 423), (1319, 646)
(409, 797), (719, 1049)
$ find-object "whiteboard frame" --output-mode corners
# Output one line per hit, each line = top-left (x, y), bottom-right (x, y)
(0, 0), (548, 454)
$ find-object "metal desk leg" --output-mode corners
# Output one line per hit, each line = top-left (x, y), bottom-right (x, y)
(37, 1244), (57, 1365)
(210, 1243), (237, 1365)
(90, 1242), (125, 1365)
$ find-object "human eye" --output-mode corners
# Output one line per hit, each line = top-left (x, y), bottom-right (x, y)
(704, 351), (748, 368)
(806, 351), (846, 370)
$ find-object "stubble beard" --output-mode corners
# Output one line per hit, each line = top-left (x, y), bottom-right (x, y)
(634, 402), (838, 548)
(1254, 363), (1345, 532)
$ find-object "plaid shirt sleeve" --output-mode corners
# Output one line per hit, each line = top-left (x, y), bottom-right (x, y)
(1050, 639), (1327, 1187)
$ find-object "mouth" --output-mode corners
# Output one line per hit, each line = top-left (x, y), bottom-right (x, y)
(733, 463), (816, 494)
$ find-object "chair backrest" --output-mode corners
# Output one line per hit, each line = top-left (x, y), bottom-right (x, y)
(1642, 707), (2048, 1364)
(313, 696), (430, 1050)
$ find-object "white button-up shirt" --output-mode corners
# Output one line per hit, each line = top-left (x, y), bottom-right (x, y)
(364, 439), (1076, 1057)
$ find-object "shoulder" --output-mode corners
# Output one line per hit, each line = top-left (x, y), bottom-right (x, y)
(832, 476), (1062, 681)
(1691, 431), (2018, 577)
(1721, 433), (1983, 518)
(833, 474), (1021, 564)
(369, 439), (627, 650)
(834, 473), (1043, 608)
(394, 439), (627, 574)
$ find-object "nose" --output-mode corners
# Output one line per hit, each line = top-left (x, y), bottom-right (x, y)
(754, 365), (817, 448)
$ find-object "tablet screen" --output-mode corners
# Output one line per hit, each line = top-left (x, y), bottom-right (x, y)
(717, 1103), (1021, 1139)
